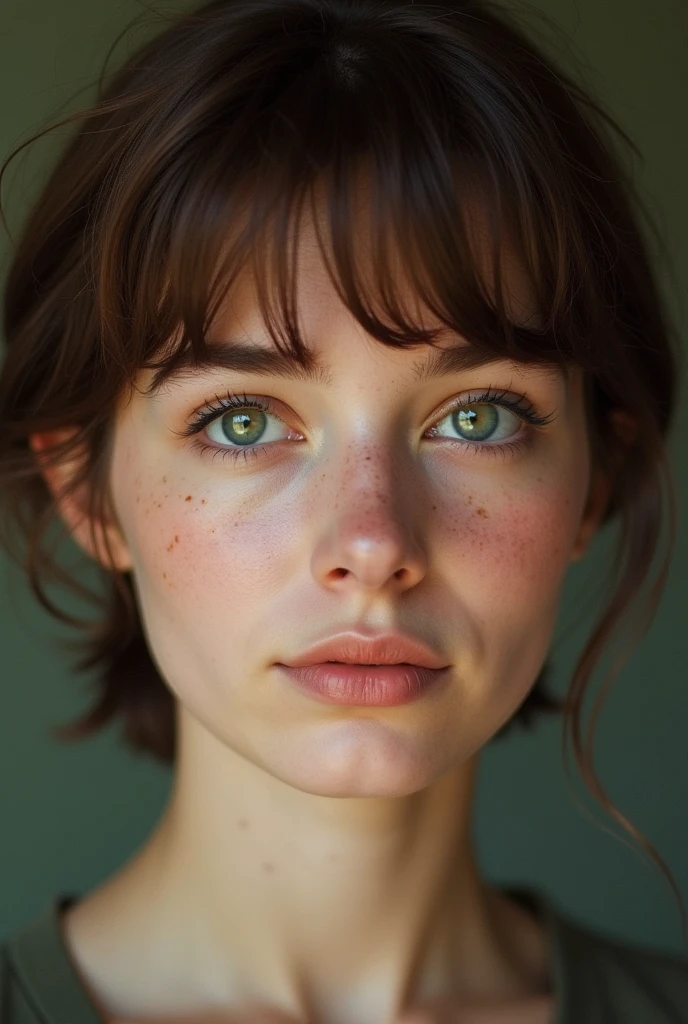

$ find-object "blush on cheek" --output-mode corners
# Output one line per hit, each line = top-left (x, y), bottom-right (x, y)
(458, 485), (583, 594)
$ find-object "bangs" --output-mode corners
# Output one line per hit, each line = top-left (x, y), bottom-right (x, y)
(88, 5), (615, 398)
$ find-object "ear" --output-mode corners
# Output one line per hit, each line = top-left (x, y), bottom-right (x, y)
(569, 466), (612, 563)
(570, 408), (638, 564)
(30, 428), (133, 573)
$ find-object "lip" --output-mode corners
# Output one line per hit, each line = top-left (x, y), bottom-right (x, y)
(279, 630), (450, 670)
(276, 663), (450, 706)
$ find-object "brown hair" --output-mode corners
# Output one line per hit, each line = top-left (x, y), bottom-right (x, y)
(0, 0), (684, 938)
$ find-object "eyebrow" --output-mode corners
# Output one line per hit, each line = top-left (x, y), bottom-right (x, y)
(148, 336), (568, 395)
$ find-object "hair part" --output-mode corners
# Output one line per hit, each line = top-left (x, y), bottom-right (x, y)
(0, 0), (684, 942)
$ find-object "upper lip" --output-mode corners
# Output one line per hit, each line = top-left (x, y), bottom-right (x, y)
(279, 630), (450, 669)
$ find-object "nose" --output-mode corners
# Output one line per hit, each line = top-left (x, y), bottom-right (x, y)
(310, 444), (429, 594)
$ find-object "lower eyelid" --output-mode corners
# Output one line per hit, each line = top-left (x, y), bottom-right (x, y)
(194, 429), (530, 465)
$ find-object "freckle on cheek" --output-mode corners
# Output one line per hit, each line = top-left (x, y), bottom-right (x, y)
(185, 495), (192, 501)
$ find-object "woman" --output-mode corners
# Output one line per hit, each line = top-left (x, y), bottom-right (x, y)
(0, 0), (686, 1021)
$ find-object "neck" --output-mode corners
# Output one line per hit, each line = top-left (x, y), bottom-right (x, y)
(63, 709), (552, 1024)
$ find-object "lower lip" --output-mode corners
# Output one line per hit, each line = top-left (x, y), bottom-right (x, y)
(276, 663), (450, 706)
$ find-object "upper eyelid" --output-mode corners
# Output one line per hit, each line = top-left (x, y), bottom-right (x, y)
(191, 389), (543, 419)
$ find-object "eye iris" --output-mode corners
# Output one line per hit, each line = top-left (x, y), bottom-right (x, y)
(452, 404), (499, 441)
(221, 408), (266, 445)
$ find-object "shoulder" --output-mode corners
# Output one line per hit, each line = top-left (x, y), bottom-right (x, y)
(557, 911), (688, 1022)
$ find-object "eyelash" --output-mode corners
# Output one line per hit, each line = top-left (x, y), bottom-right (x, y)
(178, 388), (555, 466)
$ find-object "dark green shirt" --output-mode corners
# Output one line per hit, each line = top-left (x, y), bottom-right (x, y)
(2, 890), (688, 1022)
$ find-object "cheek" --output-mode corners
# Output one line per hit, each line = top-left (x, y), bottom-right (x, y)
(436, 426), (590, 593)
(114, 457), (298, 618)
(456, 485), (578, 591)
(429, 458), (589, 728)
(429, 447), (590, 683)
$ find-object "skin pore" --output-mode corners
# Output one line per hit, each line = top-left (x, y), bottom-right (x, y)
(31, 198), (612, 1024)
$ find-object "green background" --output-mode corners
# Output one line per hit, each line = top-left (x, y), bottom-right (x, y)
(1, 0), (687, 953)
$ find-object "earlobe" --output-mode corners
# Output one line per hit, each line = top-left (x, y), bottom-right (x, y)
(29, 429), (133, 573)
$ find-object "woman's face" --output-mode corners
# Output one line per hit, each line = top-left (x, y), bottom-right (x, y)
(102, 218), (600, 798)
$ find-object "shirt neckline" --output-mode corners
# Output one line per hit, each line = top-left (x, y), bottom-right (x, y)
(5, 888), (573, 1024)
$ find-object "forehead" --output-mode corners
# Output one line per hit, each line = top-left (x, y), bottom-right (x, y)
(252, 181), (535, 311)
(207, 185), (540, 347)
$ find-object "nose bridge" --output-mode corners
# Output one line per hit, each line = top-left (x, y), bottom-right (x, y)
(333, 436), (406, 520)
